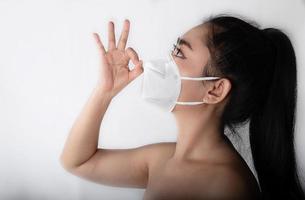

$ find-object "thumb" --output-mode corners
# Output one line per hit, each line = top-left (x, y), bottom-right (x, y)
(128, 60), (143, 82)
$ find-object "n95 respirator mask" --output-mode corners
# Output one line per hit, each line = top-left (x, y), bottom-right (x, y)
(141, 52), (221, 112)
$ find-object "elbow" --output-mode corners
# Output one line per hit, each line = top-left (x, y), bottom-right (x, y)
(59, 155), (69, 171)
(59, 154), (78, 172)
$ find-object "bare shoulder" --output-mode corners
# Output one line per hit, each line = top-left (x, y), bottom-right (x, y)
(147, 142), (176, 158)
(145, 142), (176, 167)
(205, 163), (261, 200)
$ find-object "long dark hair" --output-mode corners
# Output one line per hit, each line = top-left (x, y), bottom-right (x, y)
(202, 14), (305, 199)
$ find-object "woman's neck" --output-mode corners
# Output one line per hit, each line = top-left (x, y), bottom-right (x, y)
(172, 105), (226, 162)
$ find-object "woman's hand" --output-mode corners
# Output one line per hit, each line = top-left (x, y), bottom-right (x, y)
(93, 19), (143, 98)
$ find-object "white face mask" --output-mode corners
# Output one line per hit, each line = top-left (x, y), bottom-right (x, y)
(140, 52), (222, 112)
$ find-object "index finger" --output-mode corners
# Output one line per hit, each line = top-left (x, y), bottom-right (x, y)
(117, 19), (130, 50)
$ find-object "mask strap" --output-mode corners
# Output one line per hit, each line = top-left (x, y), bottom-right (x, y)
(176, 101), (205, 105)
(176, 76), (221, 105)
(180, 76), (221, 81)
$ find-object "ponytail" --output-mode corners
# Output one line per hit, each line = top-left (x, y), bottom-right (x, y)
(249, 28), (305, 199)
(204, 15), (305, 199)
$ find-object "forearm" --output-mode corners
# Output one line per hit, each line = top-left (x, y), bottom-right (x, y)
(60, 86), (113, 169)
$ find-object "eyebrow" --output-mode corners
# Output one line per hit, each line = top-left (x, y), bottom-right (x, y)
(177, 37), (193, 51)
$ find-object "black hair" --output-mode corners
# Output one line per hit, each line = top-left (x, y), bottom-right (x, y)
(202, 14), (305, 199)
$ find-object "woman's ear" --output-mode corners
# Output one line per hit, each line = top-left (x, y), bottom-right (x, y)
(203, 78), (231, 104)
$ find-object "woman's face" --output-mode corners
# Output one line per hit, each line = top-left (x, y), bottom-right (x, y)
(171, 24), (212, 109)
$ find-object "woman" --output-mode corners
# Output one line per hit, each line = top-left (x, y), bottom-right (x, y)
(60, 15), (305, 199)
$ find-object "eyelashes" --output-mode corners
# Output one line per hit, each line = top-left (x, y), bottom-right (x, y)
(172, 44), (185, 59)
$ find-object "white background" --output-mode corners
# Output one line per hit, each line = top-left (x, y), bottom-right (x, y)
(0, 0), (304, 199)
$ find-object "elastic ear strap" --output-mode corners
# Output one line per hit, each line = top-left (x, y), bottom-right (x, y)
(176, 101), (205, 105)
(180, 77), (221, 81)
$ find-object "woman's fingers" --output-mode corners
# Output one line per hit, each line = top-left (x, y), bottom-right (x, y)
(125, 47), (139, 65)
(125, 47), (143, 82)
(128, 59), (143, 82)
(93, 32), (107, 57)
(93, 33), (106, 54)
(117, 19), (130, 50)
(108, 21), (116, 50)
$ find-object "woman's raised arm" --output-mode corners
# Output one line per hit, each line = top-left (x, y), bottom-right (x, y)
(59, 20), (147, 188)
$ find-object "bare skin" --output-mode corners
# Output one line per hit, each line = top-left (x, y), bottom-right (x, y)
(60, 19), (261, 199)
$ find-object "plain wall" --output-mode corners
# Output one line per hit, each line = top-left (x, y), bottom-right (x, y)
(0, 0), (304, 199)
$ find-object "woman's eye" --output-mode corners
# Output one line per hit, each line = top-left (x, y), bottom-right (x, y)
(172, 44), (185, 59)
